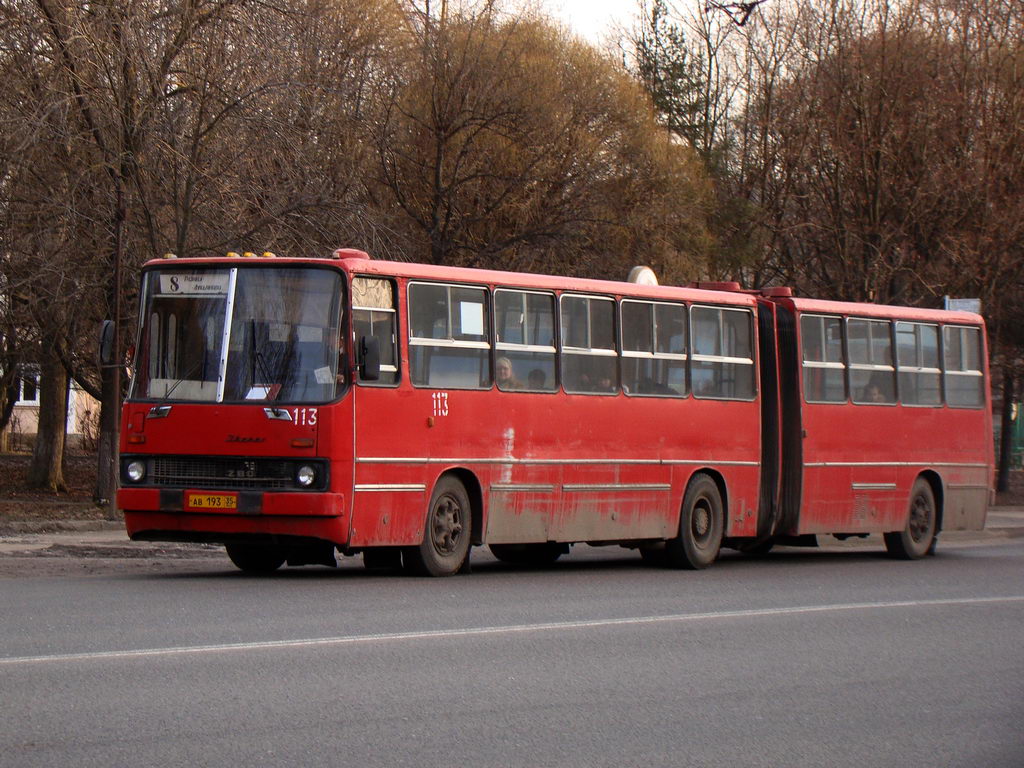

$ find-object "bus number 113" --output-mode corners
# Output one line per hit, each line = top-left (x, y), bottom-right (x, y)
(292, 408), (318, 426)
(432, 392), (449, 417)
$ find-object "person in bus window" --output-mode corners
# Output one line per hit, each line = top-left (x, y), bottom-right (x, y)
(496, 357), (522, 390)
(863, 377), (889, 403)
(527, 369), (546, 390)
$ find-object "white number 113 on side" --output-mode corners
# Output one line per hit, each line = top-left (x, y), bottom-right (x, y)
(431, 392), (449, 417)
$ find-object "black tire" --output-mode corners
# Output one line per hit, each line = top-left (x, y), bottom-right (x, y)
(664, 474), (724, 570)
(225, 542), (285, 574)
(363, 547), (403, 571)
(885, 478), (937, 560)
(403, 476), (472, 577)
(489, 542), (564, 566)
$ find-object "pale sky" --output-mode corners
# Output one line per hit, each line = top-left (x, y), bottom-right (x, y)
(540, 0), (637, 43)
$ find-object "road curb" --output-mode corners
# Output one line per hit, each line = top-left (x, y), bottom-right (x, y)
(0, 519), (125, 535)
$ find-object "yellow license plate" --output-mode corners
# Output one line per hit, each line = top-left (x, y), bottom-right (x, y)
(186, 492), (238, 511)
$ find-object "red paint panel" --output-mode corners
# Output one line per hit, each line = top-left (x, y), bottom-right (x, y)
(119, 487), (345, 518)
(352, 379), (763, 544)
(797, 381), (991, 535)
(118, 488), (161, 511)
(125, 511), (347, 544)
(349, 490), (427, 547)
(119, 402), (318, 457)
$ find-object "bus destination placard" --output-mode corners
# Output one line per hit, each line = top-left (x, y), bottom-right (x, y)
(159, 272), (230, 296)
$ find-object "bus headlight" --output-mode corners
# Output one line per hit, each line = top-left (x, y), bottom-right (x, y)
(296, 465), (316, 488)
(126, 461), (146, 483)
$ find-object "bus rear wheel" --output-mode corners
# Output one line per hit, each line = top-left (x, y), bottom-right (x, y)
(225, 542), (285, 574)
(665, 475), (724, 570)
(885, 478), (936, 560)
(404, 476), (472, 577)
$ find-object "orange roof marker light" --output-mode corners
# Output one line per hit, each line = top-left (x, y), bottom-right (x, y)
(243, 251), (257, 258)
(260, 252), (276, 258)
(226, 252), (241, 258)
(162, 253), (177, 259)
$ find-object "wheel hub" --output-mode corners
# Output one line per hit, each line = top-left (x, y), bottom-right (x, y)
(909, 495), (931, 542)
(693, 502), (711, 541)
(432, 496), (463, 555)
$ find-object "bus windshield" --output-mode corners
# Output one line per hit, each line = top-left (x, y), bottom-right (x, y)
(132, 266), (344, 403)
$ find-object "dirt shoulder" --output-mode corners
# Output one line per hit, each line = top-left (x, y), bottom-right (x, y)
(0, 525), (226, 579)
(0, 452), (225, 576)
(0, 452), (110, 521)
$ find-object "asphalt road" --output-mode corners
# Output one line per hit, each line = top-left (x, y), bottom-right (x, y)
(1, 539), (1022, 768)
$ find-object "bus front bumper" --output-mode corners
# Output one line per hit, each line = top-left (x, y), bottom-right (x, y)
(118, 488), (348, 544)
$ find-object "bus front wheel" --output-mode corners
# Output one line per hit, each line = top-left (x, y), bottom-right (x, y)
(665, 475), (724, 570)
(404, 476), (472, 577)
(885, 479), (936, 560)
(225, 542), (285, 574)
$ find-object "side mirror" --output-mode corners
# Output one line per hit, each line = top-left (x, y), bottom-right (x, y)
(359, 336), (380, 381)
(98, 320), (116, 366)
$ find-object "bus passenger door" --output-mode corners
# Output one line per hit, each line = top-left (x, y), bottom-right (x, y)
(349, 278), (429, 548)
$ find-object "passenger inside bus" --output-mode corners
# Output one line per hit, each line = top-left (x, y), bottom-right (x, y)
(496, 356), (522, 390)
(863, 382), (887, 403)
(861, 374), (894, 404)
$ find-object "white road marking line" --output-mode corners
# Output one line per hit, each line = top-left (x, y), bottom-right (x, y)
(2, 595), (1022, 666)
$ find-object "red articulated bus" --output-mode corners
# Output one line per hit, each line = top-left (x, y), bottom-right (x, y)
(117, 250), (993, 575)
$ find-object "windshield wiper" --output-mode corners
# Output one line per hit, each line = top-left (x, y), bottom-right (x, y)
(162, 357), (209, 400)
(250, 320), (282, 400)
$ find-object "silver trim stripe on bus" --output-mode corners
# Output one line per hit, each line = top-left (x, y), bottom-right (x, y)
(491, 484), (557, 493)
(356, 457), (758, 467)
(851, 483), (897, 491)
(805, 462), (989, 469)
(353, 484), (427, 493)
(355, 483), (671, 494)
(563, 483), (672, 493)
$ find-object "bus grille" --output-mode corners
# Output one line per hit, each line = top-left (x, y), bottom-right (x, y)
(150, 457), (294, 490)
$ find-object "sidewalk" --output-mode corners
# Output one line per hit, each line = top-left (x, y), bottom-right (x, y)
(0, 520), (222, 559)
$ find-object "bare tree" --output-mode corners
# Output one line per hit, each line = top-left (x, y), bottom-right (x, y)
(1, 0), (401, 495)
(373, 1), (712, 279)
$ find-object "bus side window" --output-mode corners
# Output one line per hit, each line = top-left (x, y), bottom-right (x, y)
(691, 306), (755, 400)
(352, 277), (399, 385)
(848, 318), (896, 404)
(944, 325), (984, 408)
(409, 282), (491, 389)
(621, 300), (687, 397)
(896, 322), (941, 406)
(560, 294), (618, 394)
(800, 314), (846, 403)
(494, 289), (557, 392)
